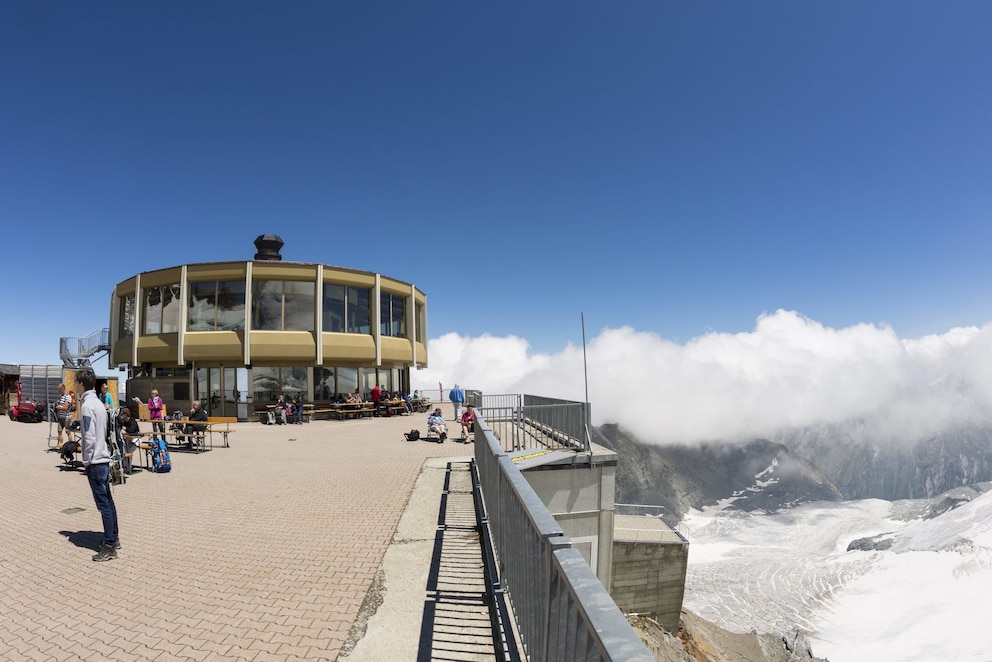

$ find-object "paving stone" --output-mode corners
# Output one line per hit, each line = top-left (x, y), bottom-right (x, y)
(0, 411), (472, 661)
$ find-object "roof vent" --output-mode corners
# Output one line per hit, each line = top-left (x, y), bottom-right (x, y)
(253, 234), (284, 261)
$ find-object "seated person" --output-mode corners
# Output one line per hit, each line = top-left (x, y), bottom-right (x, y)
(346, 391), (361, 405)
(169, 410), (185, 443)
(184, 400), (209, 447)
(402, 392), (413, 413)
(274, 394), (289, 424)
(116, 407), (142, 473)
(427, 407), (448, 443)
(460, 404), (476, 440)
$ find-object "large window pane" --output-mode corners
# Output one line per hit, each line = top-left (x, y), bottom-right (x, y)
(161, 285), (181, 333)
(281, 366), (308, 398)
(322, 284), (345, 333)
(361, 368), (378, 398)
(252, 280), (283, 330)
(338, 367), (358, 397)
(143, 288), (162, 335)
(380, 292), (391, 336)
(415, 302), (425, 344)
(188, 281), (216, 331)
(283, 281), (314, 331)
(216, 280), (246, 330)
(143, 285), (179, 334)
(391, 295), (405, 337)
(252, 367), (279, 403)
(347, 287), (370, 334)
(316, 367), (335, 400)
(119, 294), (135, 338)
(379, 293), (407, 338)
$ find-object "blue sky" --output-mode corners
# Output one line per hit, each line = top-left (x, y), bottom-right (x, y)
(3, 2), (992, 369)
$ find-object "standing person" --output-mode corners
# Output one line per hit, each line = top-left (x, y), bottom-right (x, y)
(77, 368), (119, 562)
(148, 389), (165, 441)
(291, 396), (304, 424)
(449, 383), (466, 422)
(55, 383), (73, 446)
(370, 384), (382, 416)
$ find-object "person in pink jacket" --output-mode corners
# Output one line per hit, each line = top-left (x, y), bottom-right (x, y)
(148, 389), (165, 441)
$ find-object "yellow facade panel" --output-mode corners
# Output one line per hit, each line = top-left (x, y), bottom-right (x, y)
(187, 262), (248, 281)
(250, 330), (316, 363)
(322, 269), (376, 288)
(136, 334), (181, 364)
(115, 277), (137, 297)
(251, 264), (318, 281)
(321, 333), (376, 363)
(112, 336), (134, 365)
(380, 336), (413, 363)
(140, 267), (184, 288)
(184, 331), (245, 362)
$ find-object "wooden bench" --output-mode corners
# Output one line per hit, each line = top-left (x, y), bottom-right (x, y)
(205, 416), (237, 448)
(141, 416), (233, 452)
(309, 408), (336, 421)
(61, 443), (134, 479)
(334, 406), (376, 420)
(385, 402), (410, 417)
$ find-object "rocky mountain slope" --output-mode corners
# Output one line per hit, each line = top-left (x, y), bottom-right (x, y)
(597, 424), (841, 521)
(598, 420), (992, 520)
(772, 422), (992, 500)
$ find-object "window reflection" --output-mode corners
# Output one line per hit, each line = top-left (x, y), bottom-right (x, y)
(379, 292), (406, 338)
(347, 287), (370, 334)
(119, 294), (135, 338)
(188, 280), (246, 331)
(252, 366), (309, 403)
(143, 284), (180, 334)
(322, 284), (345, 333)
(251, 280), (314, 331)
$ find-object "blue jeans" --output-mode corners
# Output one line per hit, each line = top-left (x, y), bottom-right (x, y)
(86, 463), (119, 546)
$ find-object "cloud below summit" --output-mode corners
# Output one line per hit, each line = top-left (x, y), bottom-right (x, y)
(413, 310), (992, 444)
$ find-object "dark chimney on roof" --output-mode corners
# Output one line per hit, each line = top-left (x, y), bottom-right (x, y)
(253, 234), (284, 261)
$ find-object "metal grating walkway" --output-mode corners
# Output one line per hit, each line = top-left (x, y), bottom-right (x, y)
(418, 461), (502, 661)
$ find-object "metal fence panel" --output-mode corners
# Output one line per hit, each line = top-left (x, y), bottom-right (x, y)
(474, 409), (654, 662)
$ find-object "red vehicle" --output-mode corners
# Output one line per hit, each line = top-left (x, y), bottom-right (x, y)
(9, 382), (47, 423)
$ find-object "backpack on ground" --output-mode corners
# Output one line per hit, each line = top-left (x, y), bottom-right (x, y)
(404, 429), (420, 441)
(151, 439), (172, 473)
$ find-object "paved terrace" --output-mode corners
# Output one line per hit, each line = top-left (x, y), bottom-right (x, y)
(0, 405), (485, 661)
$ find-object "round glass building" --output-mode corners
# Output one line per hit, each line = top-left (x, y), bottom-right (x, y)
(109, 235), (427, 419)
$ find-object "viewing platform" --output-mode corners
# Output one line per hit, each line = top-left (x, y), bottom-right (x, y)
(2, 397), (667, 660)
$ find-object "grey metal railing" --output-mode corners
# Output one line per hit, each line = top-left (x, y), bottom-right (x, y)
(479, 394), (591, 453)
(473, 413), (653, 661)
(60, 328), (111, 367)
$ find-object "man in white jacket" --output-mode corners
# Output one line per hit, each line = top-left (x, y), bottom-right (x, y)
(78, 368), (119, 562)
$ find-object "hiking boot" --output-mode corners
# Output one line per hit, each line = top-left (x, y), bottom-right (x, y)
(113, 539), (121, 550)
(440, 432), (447, 442)
(92, 543), (117, 562)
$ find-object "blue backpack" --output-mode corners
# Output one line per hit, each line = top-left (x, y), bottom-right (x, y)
(151, 439), (172, 473)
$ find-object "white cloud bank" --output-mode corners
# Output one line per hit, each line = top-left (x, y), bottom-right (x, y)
(412, 310), (992, 444)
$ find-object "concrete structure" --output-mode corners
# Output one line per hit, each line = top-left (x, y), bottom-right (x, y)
(108, 235), (428, 418)
(510, 443), (618, 587)
(610, 514), (690, 633)
(1, 406), (483, 661)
